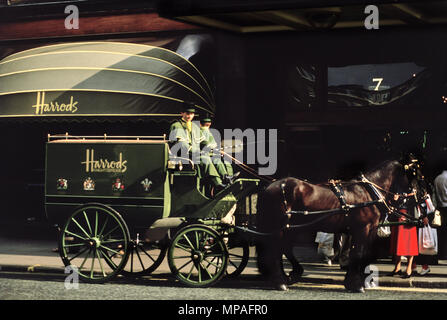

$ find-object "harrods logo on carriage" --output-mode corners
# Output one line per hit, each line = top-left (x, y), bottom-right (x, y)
(81, 149), (128, 173)
(31, 91), (79, 115)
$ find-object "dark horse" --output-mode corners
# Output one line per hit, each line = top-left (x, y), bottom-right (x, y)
(256, 158), (426, 293)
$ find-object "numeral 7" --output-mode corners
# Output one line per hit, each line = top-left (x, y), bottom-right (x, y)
(372, 78), (383, 91)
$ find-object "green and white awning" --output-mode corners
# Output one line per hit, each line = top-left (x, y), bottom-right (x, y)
(0, 41), (215, 119)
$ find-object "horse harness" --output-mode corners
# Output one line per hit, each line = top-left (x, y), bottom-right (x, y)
(279, 175), (406, 230)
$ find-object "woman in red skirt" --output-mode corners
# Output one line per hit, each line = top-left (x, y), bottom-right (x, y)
(389, 207), (419, 278)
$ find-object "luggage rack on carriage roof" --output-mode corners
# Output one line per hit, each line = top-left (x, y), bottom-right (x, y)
(47, 133), (168, 144)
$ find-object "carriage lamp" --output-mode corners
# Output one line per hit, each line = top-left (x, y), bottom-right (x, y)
(167, 160), (184, 171)
(167, 160), (176, 169)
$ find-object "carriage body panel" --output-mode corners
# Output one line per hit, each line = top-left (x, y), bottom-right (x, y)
(45, 137), (171, 229)
(45, 135), (259, 229)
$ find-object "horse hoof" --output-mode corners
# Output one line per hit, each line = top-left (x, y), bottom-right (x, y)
(276, 283), (289, 291)
(348, 287), (365, 293)
(287, 272), (302, 285)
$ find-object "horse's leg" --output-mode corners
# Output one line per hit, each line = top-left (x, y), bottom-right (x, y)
(269, 232), (289, 291)
(343, 227), (372, 293)
(282, 234), (303, 285)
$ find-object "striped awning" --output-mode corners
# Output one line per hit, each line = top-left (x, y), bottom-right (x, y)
(0, 41), (216, 119)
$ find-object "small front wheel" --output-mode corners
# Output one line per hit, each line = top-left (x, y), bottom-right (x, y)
(168, 224), (228, 287)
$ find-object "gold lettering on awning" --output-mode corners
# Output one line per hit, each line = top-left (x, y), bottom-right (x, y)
(32, 91), (79, 115)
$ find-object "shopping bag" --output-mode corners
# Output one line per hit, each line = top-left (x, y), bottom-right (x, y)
(315, 232), (334, 257)
(422, 225), (435, 249)
(430, 210), (442, 228)
(418, 225), (438, 255)
(425, 195), (436, 214)
(377, 216), (391, 238)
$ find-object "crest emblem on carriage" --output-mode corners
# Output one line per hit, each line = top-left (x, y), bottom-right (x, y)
(56, 178), (68, 190)
(83, 177), (95, 191)
(141, 178), (153, 192)
(112, 178), (125, 192)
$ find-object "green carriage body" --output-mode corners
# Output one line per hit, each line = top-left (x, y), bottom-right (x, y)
(45, 134), (260, 286)
(45, 135), (259, 230)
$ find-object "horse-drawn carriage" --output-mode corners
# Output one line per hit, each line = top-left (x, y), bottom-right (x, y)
(2, 41), (431, 293)
(46, 132), (429, 293)
(45, 133), (260, 287)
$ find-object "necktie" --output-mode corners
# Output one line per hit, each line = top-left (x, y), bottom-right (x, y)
(186, 121), (192, 133)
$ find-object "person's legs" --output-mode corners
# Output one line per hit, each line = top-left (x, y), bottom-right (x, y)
(391, 256), (402, 273)
(200, 155), (223, 186)
(403, 256), (414, 277)
(211, 156), (230, 178)
(438, 208), (447, 259)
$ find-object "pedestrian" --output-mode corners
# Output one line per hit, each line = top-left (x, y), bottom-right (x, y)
(415, 216), (437, 276)
(388, 194), (419, 278)
(434, 169), (447, 259)
(315, 232), (335, 266)
(415, 194), (439, 276)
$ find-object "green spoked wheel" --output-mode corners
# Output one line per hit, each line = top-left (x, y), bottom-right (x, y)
(168, 224), (228, 287)
(58, 204), (130, 283)
(225, 240), (249, 278)
(120, 234), (168, 277)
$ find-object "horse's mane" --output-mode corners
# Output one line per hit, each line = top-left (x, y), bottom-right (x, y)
(363, 160), (402, 180)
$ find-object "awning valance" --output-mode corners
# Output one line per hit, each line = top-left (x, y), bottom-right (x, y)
(0, 41), (216, 120)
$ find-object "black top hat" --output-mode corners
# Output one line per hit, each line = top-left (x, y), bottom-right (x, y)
(200, 117), (212, 124)
(182, 101), (196, 113)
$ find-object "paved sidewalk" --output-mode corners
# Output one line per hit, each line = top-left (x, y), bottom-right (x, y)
(1, 234), (447, 289)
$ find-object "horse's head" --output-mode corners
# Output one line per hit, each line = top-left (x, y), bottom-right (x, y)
(401, 153), (429, 203)
(367, 156), (428, 206)
(384, 153), (429, 214)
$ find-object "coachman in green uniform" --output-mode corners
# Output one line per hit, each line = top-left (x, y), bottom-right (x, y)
(169, 102), (227, 194)
(200, 117), (239, 184)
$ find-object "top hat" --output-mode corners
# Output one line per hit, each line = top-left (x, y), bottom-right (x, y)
(200, 117), (212, 124)
(182, 101), (196, 113)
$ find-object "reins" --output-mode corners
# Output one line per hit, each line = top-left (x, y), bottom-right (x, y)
(220, 150), (275, 183)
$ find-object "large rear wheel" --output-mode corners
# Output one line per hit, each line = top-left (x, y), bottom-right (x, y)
(58, 204), (130, 283)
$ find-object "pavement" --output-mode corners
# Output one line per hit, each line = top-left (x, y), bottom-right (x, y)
(2, 220), (447, 289)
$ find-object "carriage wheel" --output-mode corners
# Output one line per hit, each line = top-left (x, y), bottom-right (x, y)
(168, 224), (228, 287)
(120, 234), (168, 277)
(224, 236), (249, 278)
(58, 204), (130, 283)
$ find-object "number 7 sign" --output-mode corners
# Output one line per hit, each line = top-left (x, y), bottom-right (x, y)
(372, 78), (383, 91)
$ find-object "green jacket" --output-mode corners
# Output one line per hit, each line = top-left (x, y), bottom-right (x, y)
(200, 127), (218, 154)
(169, 119), (204, 154)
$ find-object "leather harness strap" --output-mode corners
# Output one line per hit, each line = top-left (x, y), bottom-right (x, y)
(328, 179), (349, 212)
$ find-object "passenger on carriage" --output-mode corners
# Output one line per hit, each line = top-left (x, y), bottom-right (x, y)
(168, 102), (228, 195)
